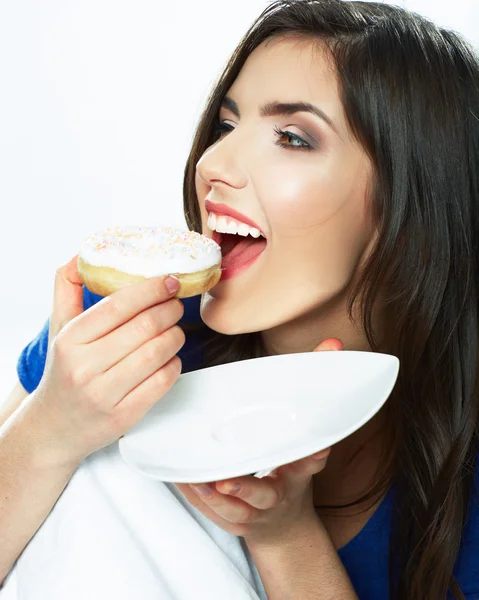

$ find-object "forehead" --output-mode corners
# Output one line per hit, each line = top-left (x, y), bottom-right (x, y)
(226, 36), (345, 128)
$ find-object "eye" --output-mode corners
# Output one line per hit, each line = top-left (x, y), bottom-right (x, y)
(273, 126), (312, 151)
(212, 118), (233, 140)
(211, 118), (314, 152)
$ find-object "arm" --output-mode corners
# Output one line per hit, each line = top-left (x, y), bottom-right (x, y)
(0, 263), (186, 586)
(0, 389), (80, 586)
(0, 381), (29, 426)
(246, 517), (359, 600)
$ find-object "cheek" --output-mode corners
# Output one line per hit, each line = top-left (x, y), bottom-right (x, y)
(256, 151), (371, 242)
(257, 159), (345, 233)
(256, 154), (372, 294)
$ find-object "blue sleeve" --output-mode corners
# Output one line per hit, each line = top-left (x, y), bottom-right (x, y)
(17, 288), (204, 393)
(453, 455), (479, 598)
(16, 318), (51, 394)
(16, 287), (104, 393)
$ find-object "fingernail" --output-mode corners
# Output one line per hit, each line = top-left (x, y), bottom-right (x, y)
(165, 275), (180, 295)
(191, 483), (214, 497)
(226, 482), (241, 495)
(332, 339), (344, 351)
(312, 449), (330, 460)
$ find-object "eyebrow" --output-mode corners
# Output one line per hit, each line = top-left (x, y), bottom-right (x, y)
(220, 96), (339, 136)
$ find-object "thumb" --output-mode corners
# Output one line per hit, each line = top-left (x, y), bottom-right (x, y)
(48, 255), (85, 347)
(313, 338), (344, 352)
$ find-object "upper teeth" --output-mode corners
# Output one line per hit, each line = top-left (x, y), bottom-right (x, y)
(207, 213), (265, 238)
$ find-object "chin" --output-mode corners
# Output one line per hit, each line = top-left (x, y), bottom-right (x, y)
(200, 292), (264, 335)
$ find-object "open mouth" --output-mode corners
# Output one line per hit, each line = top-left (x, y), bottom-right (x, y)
(213, 232), (267, 270)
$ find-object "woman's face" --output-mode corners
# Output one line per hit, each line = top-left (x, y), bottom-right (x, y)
(195, 36), (375, 350)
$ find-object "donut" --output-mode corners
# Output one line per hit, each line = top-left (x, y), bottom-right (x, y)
(77, 225), (222, 298)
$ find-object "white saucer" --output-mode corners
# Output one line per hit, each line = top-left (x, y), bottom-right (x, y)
(118, 351), (399, 484)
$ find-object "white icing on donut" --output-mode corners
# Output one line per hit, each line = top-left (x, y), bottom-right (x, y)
(79, 226), (222, 276)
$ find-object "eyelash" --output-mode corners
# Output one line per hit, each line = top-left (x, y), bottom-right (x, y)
(212, 119), (313, 152)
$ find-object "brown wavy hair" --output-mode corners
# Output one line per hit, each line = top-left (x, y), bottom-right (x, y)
(181, 1), (479, 598)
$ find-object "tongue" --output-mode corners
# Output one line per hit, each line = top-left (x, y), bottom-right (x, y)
(221, 237), (267, 269)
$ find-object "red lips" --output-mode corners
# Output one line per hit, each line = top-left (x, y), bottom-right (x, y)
(205, 199), (263, 234)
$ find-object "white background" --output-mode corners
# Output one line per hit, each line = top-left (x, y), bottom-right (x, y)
(0, 1), (477, 597)
(0, 0), (478, 403)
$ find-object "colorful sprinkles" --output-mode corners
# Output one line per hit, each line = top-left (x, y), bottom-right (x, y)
(82, 225), (220, 260)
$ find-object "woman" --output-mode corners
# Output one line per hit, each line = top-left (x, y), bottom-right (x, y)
(1, 1), (478, 598)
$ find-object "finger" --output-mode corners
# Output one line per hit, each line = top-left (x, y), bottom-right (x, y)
(65, 275), (180, 345)
(49, 255), (85, 345)
(215, 475), (284, 510)
(189, 481), (262, 525)
(313, 338), (344, 352)
(91, 299), (184, 372)
(175, 483), (255, 536)
(282, 448), (331, 481)
(114, 354), (182, 418)
(101, 325), (186, 403)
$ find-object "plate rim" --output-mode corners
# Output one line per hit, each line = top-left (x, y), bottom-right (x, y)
(119, 353), (400, 483)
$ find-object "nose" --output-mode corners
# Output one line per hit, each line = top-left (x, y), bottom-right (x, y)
(196, 133), (249, 192)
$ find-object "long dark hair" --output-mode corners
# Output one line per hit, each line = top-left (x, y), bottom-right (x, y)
(181, 1), (479, 598)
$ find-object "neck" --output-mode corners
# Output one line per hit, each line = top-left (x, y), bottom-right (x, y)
(260, 291), (373, 356)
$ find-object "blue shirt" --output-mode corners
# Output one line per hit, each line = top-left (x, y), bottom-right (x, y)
(16, 287), (479, 599)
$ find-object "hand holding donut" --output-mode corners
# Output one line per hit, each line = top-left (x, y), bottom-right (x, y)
(25, 226), (221, 468)
(27, 256), (186, 468)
